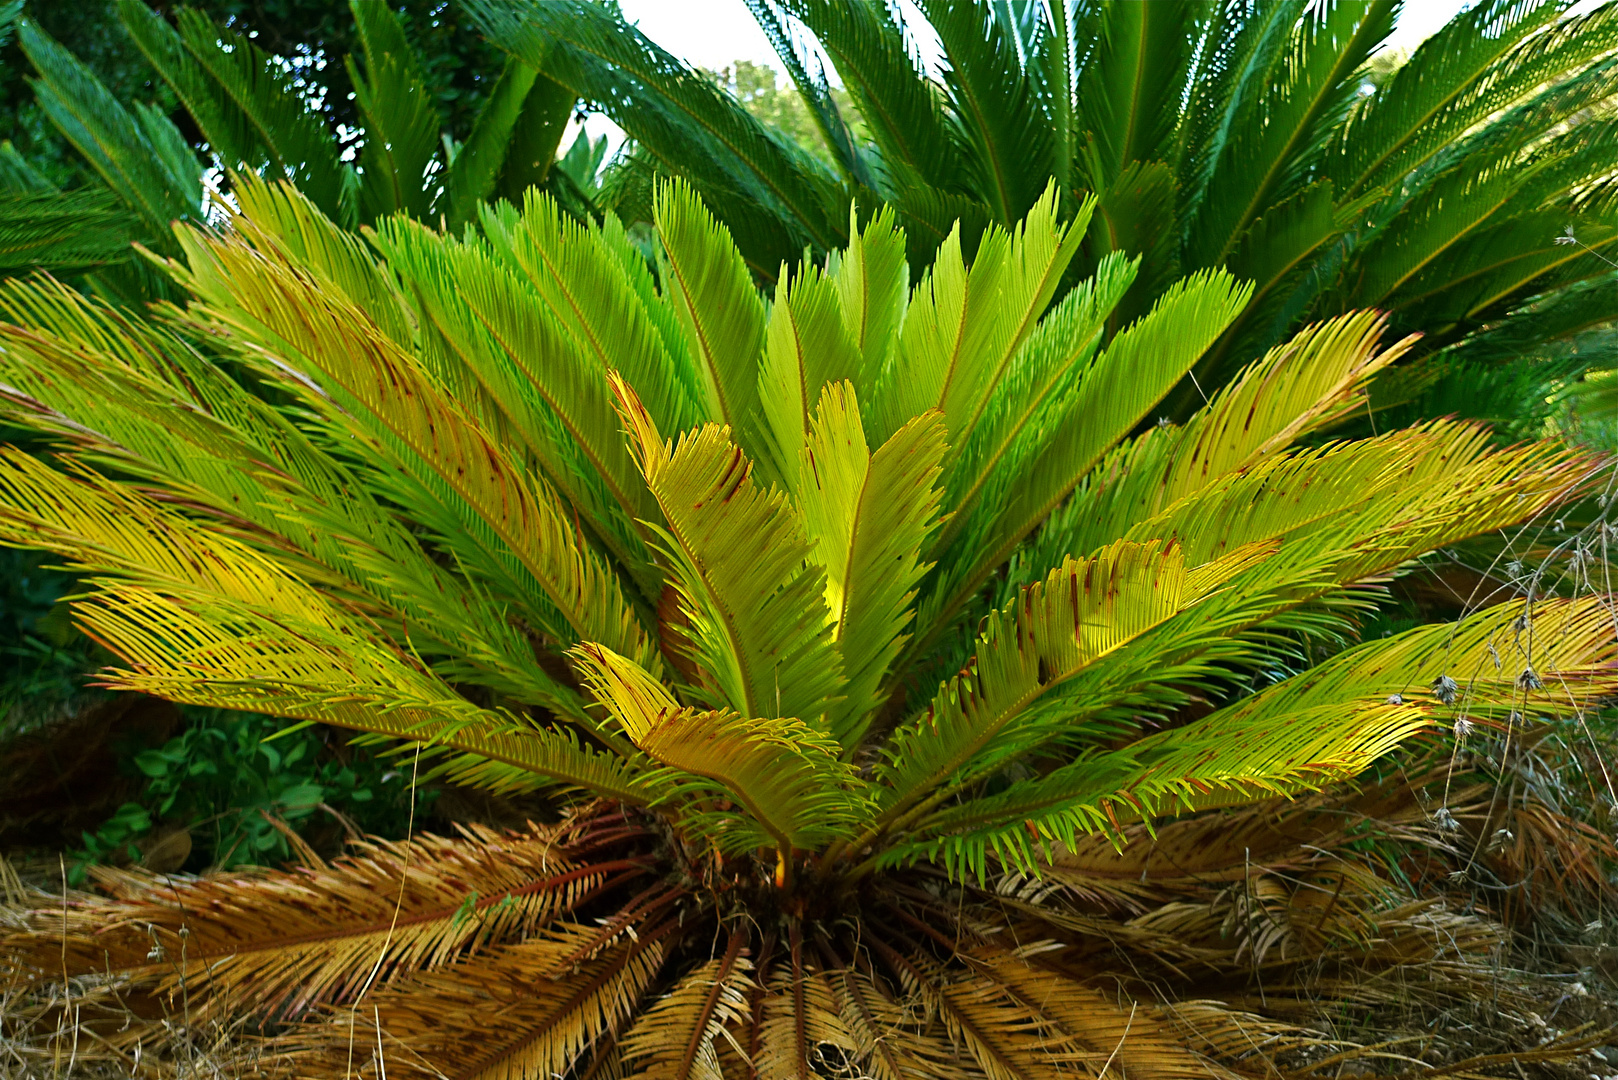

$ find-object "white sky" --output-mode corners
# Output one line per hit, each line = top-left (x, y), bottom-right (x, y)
(564, 0), (1563, 158)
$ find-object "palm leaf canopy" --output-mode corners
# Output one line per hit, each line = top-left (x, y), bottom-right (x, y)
(0, 0), (580, 302)
(467, 0), (1618, 399)
(1, 180), (1613, 1079)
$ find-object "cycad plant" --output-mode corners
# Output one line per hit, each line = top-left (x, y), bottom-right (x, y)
(471, 0), (1618, 396)
(1, 179), (1614, 1078)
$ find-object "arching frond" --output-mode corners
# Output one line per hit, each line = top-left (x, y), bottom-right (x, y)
(290, 927), (669, 1080)
(877, 539), (1268, 824)
(654, 180), (770, 447)
(120, 5), (348, 220)
(346, 0), (441, 221)
(798, 386), (948, 748)
(613, 376), (842, 725)
(18, 21), (201, 239)
(168, 224), (657, 670)
(4, 824), (627, 1021)
(918, 269), (1252, 657)
(619, 940), (754, 1080)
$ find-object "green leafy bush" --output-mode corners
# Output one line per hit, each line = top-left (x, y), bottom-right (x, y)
(72, 709), (423, 881)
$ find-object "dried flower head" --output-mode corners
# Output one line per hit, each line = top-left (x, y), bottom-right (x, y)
(1431, 674), (1459, 706)
(1386, 693), (1404, 705)
(1517, 667), (1543, 691)
(1453, 716), (1473, 738)
(1433, 806), (1460, 832)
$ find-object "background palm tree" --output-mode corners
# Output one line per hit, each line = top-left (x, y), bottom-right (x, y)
(0, 175), (1612, 1078)
(466, 0), (1618, 421)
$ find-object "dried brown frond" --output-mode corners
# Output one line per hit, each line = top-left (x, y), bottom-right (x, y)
(286, 923), (670, 1080)
(619, 932), (753, 1080)
(3, 814), (650, 1025)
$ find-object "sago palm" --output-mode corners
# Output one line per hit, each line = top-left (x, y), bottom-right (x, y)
(1, 178), (1614, 1079)
(471, 0), (1618, 398)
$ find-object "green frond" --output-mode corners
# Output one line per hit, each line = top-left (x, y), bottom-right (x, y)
(346, 0), (441, 220)
(467, 0), (847, 274)
(1176, 0), (1304, 224)
(758, 255), (863, 485)
(1187, 0), (1394, 269)
(1077, 0), (1199, 189)
(877, 539), (1264, 823)
(747, 0), (878, 188)
(1213, 178), (1363, 361)
(1390, 208), (1615, 330)
(872, 186), (1088, 447)
(942, 249), (1138, 530)
(370, 211), (662, 593)
(827, 202), (909, 406)
(919, 0), (1054, 223)
(475, 187), (704, 440)
(441, 60), (539, 226)
(992, 427), (1597, 757)
(917, 269), (1252, 661)
(943, 187), (1091, 447)
(776, 0), (963, 195)
(0, 451), (639, 800)
(613, 376), (842, 725)
(904, 697), (1427, 881)
(0, 446), (295, 601)
(1329, 0), (1598, 200)
(653, 179), (770, 447)
(1197, 596), (1618, 736)
(231, 176), (416, 345)
(907, 594), (1618, 879)
(19, 21), (201, 238)
(167, 224), (657, 670)
(1444, 270), (1618, 365)
(797, 385), (948, 749)
(0, 278), (584, 712)
(638, 708), (872, 856)
(120, 6), (348, 221)
(1086, 158), (1179, 329)
(83, 581), (644, 802)
(0, 188), (136, 275)
(1050, 310), (1416, 562)
(1117, 422), (1591, 600)
(1342, 152), (1542, 310)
